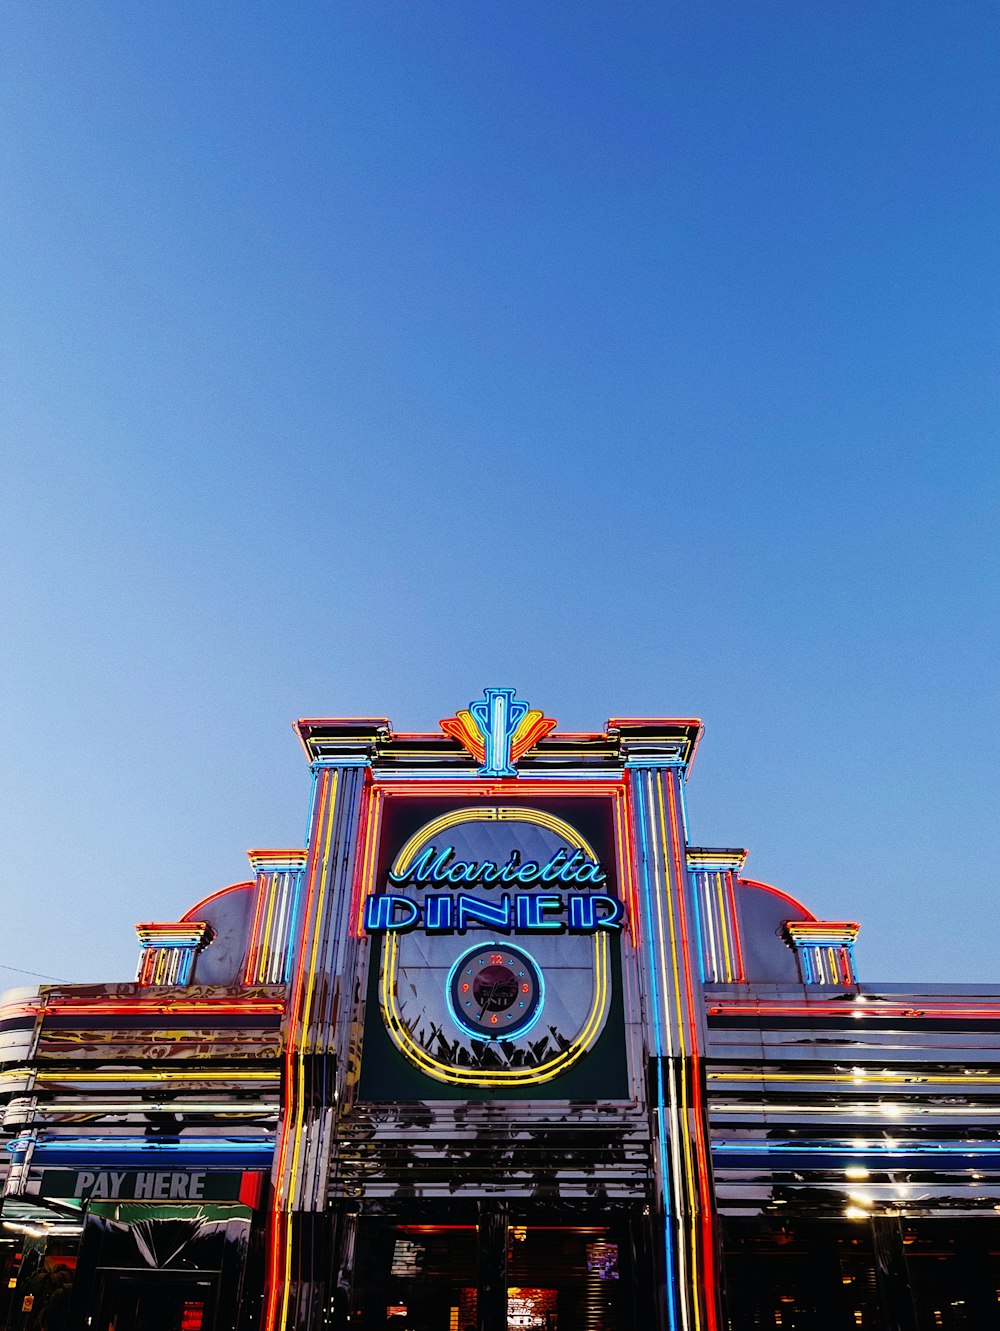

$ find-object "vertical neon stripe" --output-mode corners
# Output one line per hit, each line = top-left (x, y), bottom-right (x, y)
(351, 784), (382, 938)
(714, 873), (734, 983)
(620, 783), (641, 947)
(631, 765), (720, 1331)
(284, 869), (305, 984)
(258, 876), (278, 982)
(654, 775), (701, 1331)
(267, 875), (285, 982)
(633, 773), (680, 1331)
(612, 786), (639, 945)
(265, 768), (338, 1331)
(690, 872), (708, 984)
(647, 771), (690, 1331)
(698, 875), (716, 981)
(245, 873), (268, 983)
(280, 769), (339, 1331)
(665, 775), (717, 1326)
(672, 783), (714, 1283)
(726, 871), (745, 981)
(349, 782), (375, 938)
(843, 945), (856, 985)
(303, 766), (320, 846)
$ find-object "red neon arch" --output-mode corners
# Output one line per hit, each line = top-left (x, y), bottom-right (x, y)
(181, 881), (255, 922)
(737, 877), (816, 921)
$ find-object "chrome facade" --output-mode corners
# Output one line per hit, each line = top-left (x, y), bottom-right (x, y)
(0, 697), (996, 1331)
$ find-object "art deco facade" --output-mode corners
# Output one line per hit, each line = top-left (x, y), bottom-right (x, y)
(1, 691), (998, 1331)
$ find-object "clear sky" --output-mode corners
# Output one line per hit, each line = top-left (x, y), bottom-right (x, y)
(1, 2), (997, 987)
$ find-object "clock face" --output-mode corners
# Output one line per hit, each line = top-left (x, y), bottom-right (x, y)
(447, 942), (543, 1040)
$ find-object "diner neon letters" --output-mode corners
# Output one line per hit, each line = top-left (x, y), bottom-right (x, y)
(365, 844), (623, 935)
(363, 891), (623, 935)
(388, 845), (606, 888)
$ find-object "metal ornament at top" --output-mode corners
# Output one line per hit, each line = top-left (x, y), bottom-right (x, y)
(440, 688), (557, 777)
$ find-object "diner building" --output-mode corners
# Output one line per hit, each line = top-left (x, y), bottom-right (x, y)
(2, 690), (999, 1331)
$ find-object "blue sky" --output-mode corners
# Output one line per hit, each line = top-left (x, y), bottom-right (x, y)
(1, 1), (997, 985)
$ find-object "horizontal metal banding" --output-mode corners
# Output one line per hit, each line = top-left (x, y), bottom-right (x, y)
(706, 985), (1000, 1217)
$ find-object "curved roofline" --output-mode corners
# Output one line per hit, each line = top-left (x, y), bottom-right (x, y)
(181, 880), (255, 922)
(738, 877), (816, 921)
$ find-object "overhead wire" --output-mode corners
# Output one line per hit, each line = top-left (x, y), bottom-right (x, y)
(0, 962), (69, 982)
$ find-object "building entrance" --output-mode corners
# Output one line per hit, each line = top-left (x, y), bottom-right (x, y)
(506, 1225), (632, 1330)
(349, 1216), (641, 1331)
(94, 1273), (216, 1331)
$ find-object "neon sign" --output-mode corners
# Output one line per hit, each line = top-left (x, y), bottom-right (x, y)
(363, 889), (622, 934)
(439, 687), (557, 777)
(388, 845), (606, 887)
(365, 840), (622, 935)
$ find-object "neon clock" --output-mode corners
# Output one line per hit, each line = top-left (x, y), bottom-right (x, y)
(447, 943), (544, 1040)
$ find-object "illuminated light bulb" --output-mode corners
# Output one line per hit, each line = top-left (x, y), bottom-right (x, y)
(851, 1139), (867, 1150)
(844, 1206), (868, 1220)
(844, 1167), (870, 1180)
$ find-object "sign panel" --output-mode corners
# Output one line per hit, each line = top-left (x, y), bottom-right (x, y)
(38, 1169), (252, 1202)
(359, 796), (628, 1098)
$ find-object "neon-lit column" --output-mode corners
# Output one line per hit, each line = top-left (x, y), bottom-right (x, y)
(783, 920), (860, 987)
(686, 849), (747, 984)
(244, 849), (309, 984)
(625, 748), (722, 1331)
(134, 922), (211, 986)
(266, 721), (384, 1331)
